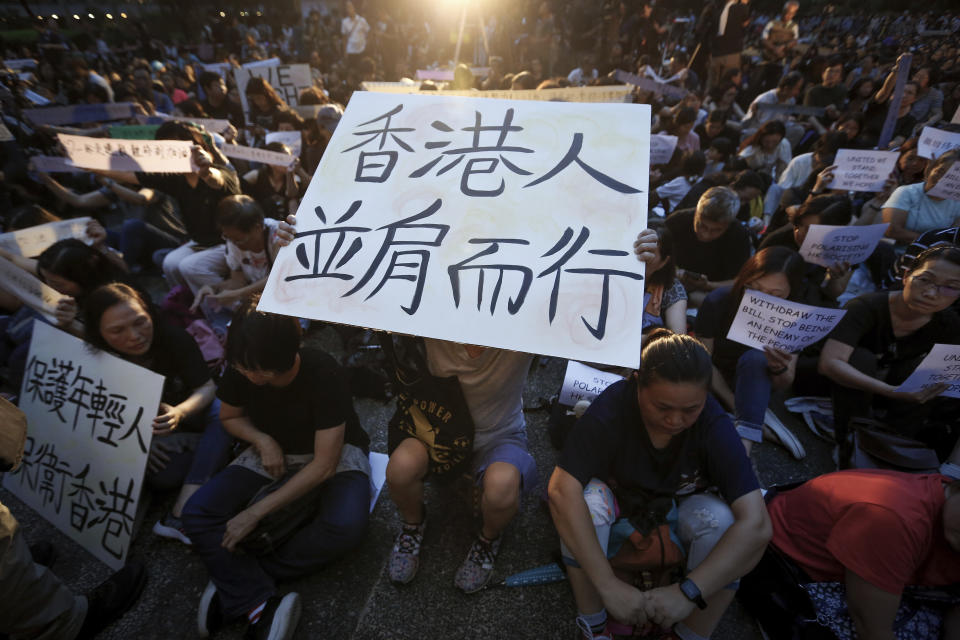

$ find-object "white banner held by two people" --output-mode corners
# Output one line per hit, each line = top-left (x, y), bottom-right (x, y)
(896, 344), (960, 399)
(798, 223), (890, 268)
(3, 322), (163, 570)
(0, 217), (93, 257)
(361, 83), (635, 104)
(57, 134), (194, 173)
(727, 289), (846, 353)
(259, 92), (650, 368)
(827, 149), (898, 192)
(0, 256), (67, 324)
(221, 143), (297, 168)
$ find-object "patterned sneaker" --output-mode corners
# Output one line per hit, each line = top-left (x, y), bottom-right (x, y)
(388, 518), (426, 585)
(575, 615), (612, 640)
(153, 512), (192, 545)
(454, 533), (502, 593)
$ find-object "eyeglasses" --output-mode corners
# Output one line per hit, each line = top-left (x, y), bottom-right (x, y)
(910, 273), (960, 297)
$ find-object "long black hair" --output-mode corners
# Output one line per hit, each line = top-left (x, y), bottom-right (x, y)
(647, 226), (677, 289)
(36, 239), (127, 300)
(82, 282), (158, 354)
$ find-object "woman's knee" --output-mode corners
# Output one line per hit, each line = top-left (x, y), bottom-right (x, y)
(677, 493), (735, 553)
(582, 479), (618, 528)
(736, 349), (768, 376)
(481, 462), (521, 509)
(385, 439), (429, 486)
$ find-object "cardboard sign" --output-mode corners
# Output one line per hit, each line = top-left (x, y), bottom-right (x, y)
(221, 143), (296, 167)
(24, 103), (139, 126)
(559, 361), (625, 406)
(613, 69), (687, 101)
(3, 322), (162, 570)
(58, 134), (193, 173)
(31, 155), (83, 173)
(362, 83), (634, 103)
(896, 344), (960, 399)
(798, 223), (889, 268)
(234, 63), (313, 121)
(827, 149), (898, 192)
(927, 163), (960, 201)
(726, 289), (846, 353)
(109, 124), (160, 140)
(0, 256), (68, 324)
(259, 92), (650, 368)
(265, 130), (302, 157)
(0, 217), (93, 257)
(917, 126), (960, 160)
(650, 134), (679, 165)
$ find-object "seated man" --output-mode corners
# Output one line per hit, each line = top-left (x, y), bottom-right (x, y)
(741, 470), (960, 639)
(665, 186), (753, 308)
(549, 330), (770, 640)
(182, 296), (371, 640)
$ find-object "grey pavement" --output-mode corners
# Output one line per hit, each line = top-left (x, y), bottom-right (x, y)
(1, 323), (836, 639)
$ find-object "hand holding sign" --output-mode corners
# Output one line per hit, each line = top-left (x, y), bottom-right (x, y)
(798, 223), (889, 268)
(827, 149), (899, 193)
(895, 344), (960, 400)
(726, 289), (846, 353)
(927, 162), (960, 202)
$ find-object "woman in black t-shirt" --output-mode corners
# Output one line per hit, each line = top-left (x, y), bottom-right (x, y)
(696, 247), (806, 452)
(83, 283), (233, 544)
(181, 297), (370, 639)
(819, 246), (960, 466)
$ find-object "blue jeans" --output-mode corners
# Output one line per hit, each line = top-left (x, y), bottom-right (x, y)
(732, 350), (772, 443)
(147, 399), (234, 492)
(181, 466), (369, 619)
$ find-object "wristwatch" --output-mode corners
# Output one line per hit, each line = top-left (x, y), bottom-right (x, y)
(679, 578), (707, 610)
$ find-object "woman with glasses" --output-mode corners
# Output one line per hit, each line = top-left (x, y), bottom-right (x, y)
(819, 245), (960, 468)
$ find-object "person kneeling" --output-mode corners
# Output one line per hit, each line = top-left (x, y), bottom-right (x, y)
(182, 296), (371, 640)
(548, 330), (770, 640)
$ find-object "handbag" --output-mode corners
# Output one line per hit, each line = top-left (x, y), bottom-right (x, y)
(239, 466), (326, 555)
(849, 418), (940, 473)
(381, 335), (475, 483)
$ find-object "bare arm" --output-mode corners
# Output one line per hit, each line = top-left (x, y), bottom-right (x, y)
(881, 207), (918, 244)
(663, 298), (688, 335)
(818, 338), (946, 402)
(845, 569), (898, 640)
(38, 173), (111, 209)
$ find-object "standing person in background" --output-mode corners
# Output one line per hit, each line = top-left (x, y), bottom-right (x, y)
(341, 2), (370, 76)
(761, 2), (799, 73)
(708, 0), (750, 90)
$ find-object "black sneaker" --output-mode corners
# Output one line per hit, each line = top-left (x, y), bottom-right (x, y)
(76, 561), (147, 640)
(198, 581), (224, 638)
(244, 593), (301, 640)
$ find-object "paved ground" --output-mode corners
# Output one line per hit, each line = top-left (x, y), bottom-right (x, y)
(0, 321), (836, 639)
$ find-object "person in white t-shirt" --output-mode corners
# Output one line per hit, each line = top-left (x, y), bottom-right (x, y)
(341, 2), (370, 71)
(191, 195), (281, 327)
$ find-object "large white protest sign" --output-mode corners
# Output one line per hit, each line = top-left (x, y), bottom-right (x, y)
(260, 92), (650, 368)
(927, 162), (960, 201)
(0, 217), (92, 257)
(559, 361), (625, 406)
(265, 130), (302, 157)
(361, 83), (634, 103)
(726, 289), (846, 353)
(650, 134), (678, 165)
(0, 256), (67, 323)
(58, 134), (193, 173)
(896, 344), (960, 399)
(30, 155), (82, 173)
(221, 143), (296, 167)
(798, 223), (889, 268)
(138, 113), (232, 134)
(827, 149), (898, 192)
(234, 63), (312, 121)
(3, 322), (162, 570)
(24, 103), (139, 126)
(918, 126), (960, 160)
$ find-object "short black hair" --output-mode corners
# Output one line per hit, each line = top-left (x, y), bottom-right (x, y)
(217, 195), (266, 232)
(637, 329), (712, 389)
(226, 295), (302, 373)
(198, 71), (222, 91)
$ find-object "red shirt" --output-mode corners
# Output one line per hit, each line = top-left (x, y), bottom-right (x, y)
(768, 470), (960, 594)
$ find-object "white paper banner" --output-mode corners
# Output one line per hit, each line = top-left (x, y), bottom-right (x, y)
(0, 217), (92, 257)
(650, 134), (679, 165)
(31, 155), (83, 173)
(896, 344), (960, 399)
(234, 63), (313, 119)
(798, 223), (889, 268)
(827, 149), (898, 192)
(918, 126), (960, 160)
(559, 361), (625, 406)
(25, 103), (139, 126)
(3, 322), (162, 570)
(259, 92), (650, 368)
(0, 122), (13, 142)
(0, 256), (67, 324)
(23, 89), (52, 106)
(927, 162), (960, 201)
(140, 113), (232, 134)
(221, 143), (296, 167)
(362, 84), (634, 104)
(243, 57), (283, 69)
(265, 130), (302, 157)
(58, 134), (193, 173)
(3, 58), (38, 70)
(726, 289), (846, 353)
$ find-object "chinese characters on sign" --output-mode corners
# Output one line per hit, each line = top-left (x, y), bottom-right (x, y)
(0, 217), (92, 257)
(260, 93), (650, 368)
(3, 322), (163, 570)
(57, 134), (194, 173)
